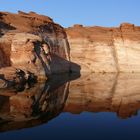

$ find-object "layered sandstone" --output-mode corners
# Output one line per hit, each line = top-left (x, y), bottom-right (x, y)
(0, 11), (71, 82)
(66, 23), (140, 72)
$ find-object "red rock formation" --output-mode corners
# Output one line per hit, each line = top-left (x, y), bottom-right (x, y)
(0, 11), (71, 82)
(66, 23), (140, 72)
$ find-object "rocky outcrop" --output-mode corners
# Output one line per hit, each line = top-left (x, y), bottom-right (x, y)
(1, 11), (140, 76)
(66, 23), (140, 72)
(0, 11), (71, 82)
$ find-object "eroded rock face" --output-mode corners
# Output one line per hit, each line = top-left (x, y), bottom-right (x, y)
(10, 33), (51, 77)
(0, 11), (71, 82)
(66, 23), (140, 72)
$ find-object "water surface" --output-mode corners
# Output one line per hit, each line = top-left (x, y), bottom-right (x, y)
(0, 73), (140, 140)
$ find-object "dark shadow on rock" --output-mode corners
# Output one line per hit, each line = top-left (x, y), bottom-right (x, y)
(0, 21), (16, 37)
(0, 74), (15, 88)
(0, 21), (16, 30)
(33, 41), (51, 77)
(0, 42), (12, 68)
(0, 74), (4, 79)
(33, 41), (81, 77)
(50, 54), (81, 75)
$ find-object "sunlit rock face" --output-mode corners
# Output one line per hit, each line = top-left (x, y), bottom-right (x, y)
(64, 73), (140, 119)
(66, 23), (140, 72)
(0, 11), (71, 81)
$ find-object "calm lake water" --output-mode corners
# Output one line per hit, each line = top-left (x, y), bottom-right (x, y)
(0, 73), (140, 140)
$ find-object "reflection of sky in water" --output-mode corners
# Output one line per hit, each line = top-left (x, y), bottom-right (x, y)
(1, 112), (140, 140)
(1, 73), (140, 140)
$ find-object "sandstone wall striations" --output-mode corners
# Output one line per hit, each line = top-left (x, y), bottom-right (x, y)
(1, 11), (140, 82)
(66, 23), (140, 72)
(0, 11), (71, 81)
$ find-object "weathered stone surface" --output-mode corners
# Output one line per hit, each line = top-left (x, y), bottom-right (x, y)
(10, 33), (50, 77)
(0, 11), (71, 82)
(66, 23), (140, 72)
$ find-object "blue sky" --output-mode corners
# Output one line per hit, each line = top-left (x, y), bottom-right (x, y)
(0, 0), (140, 27)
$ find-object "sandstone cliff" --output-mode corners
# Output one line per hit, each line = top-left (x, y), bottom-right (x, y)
(66, 23), (140, 72)
(0, 11), (71, 82)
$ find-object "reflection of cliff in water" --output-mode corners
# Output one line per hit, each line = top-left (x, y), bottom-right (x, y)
(0, 73), (80, 132)
(1, 73), (140, 132)
(64, 73), (140, 119)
